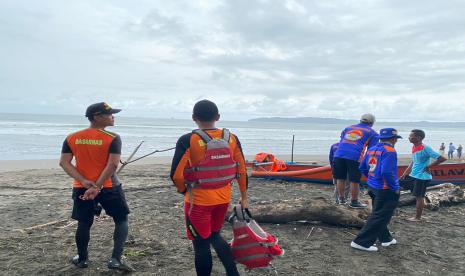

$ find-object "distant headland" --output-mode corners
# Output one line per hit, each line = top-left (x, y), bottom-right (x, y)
(248, 117), (465, 128)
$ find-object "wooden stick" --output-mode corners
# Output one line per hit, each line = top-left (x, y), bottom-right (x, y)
(117, 141), (144, 174)
(15, 219), (68, 233)
(343, 231), (357, 237)
(306, 226), (315, 239)
(56, 221), (77, 229)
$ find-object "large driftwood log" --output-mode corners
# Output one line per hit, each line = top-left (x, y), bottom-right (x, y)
(399, 183), (465, 210)
(399, 195), (417, 207)
(242, 197), (370, 228)
(425, 186), (465, 210)
(400, 183), (455, 206)
(238, 184), (465, 228)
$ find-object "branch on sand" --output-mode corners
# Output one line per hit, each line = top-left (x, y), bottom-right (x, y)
(240, 197), (370, 228)
(14, 219), (69, 234)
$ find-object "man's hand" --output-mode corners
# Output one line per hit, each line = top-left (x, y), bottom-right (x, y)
(395, 189), (400, 195)
(81, 179), (96, 189)
(80, 187), (100, 200)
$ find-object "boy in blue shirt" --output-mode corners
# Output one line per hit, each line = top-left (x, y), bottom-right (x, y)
(351, 128), (402, 252)
(400, 129), (446, 222)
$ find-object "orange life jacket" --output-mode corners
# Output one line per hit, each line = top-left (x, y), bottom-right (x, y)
(229, 206), (284, 270)
(254, 152), (275, 163)
(254, 152), (287, 172)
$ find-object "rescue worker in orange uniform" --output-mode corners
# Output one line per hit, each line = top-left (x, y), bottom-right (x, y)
(59, 102), (133, 272)
(171, 100), (248, 276)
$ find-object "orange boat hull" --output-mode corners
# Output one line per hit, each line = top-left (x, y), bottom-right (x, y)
(248, 162), (465, 185)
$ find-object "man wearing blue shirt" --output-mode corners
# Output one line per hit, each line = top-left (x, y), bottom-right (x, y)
(351, 128), (402, 252)
(400, 130), (446, 222)
(333, 114), (378, 208)
(329, 142), (349, 203)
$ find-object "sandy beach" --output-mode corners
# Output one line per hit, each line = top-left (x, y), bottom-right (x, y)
(1, 156), (465, 275)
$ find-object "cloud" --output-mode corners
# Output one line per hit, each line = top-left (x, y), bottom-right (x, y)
(1, 0), (465, 121)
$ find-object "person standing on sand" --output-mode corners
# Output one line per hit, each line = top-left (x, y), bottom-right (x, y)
(400, 130), (446, 222)
(448, 142), (456, 159)
(439, 143), (446, 157)
(351, 128), (402, 252)
(329, 142), (349, 203)
(59, 102), (133, 272)
(457, 144), (463, 160)
(170, 100), (248, 276)
(333, 114), (379, 208)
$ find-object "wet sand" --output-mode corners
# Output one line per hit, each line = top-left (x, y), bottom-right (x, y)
(1, 159), (465, 275)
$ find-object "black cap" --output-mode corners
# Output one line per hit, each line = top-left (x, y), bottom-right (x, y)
(85, 102), (121, 118)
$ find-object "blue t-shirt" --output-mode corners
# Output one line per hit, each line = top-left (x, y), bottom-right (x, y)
(410, 144), (441, 180)
(359, 142), (399, 192)
(329, 143), (339, 166)
(334, 123), (379, 162)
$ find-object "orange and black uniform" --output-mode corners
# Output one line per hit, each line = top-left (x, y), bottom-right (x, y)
(171, 128), (248, 206)
(171, 128), (247, 239)
(171, 128), (245, 276)
(62, 128), (129, 222)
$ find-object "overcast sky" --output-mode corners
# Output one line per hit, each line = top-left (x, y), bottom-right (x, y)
(1, 0), (465, 121)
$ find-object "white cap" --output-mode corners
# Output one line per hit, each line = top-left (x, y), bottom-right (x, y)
(360, 113), (376, 124)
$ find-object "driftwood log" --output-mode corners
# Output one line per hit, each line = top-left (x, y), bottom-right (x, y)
(425, 185), (465, 210)
(235, 197), (370, 228)
(237, 184), (465, 228)
(400, 183), (465, 210)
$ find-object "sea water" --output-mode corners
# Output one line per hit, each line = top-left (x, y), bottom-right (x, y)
(0, 113), (463, 160)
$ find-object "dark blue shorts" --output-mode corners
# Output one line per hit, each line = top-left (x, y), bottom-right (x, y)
(400, 176), (430, 198)
(332, 157), (361, 183)
(72, 185), (129, 222)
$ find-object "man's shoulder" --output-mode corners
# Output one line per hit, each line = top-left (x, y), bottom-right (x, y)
(177, 132), (193, 144)
(67, 128), (90, 138)
(421, 144), (438, 154)
(383, 145), (396, 153)
(229, 132), (240, 142)
(98, 129), (119, 138)
(422, 144), (432, 149)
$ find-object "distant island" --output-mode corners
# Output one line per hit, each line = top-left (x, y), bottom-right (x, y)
(249, 117), (353, 124)
(249, 117), (465, 128)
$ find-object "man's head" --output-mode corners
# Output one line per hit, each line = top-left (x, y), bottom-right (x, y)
(192, 100), (220, 123)
(379, 128), (402, 146)
(360, 113), (375, 126)
(408, 129), (425, 144)
(85, 102), (121, 126)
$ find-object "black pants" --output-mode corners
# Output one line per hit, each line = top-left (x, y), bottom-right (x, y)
(192, 231), (239, 276)
(353, 188), (399, 247)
